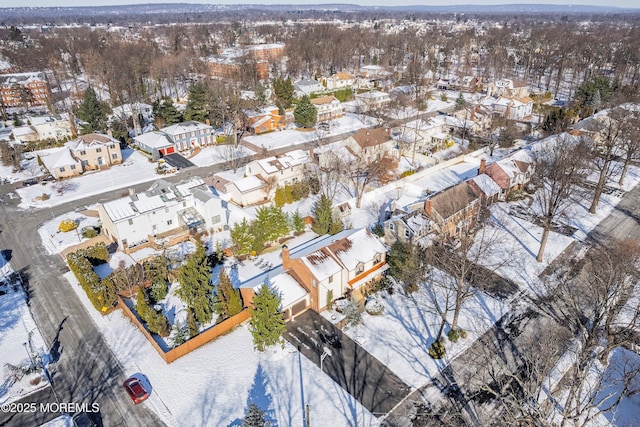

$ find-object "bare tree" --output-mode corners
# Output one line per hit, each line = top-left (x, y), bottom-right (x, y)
(616, 107), (640, 186)
(340, 148), (398, 209)
(110, 262), (145, 298)
(532, 135), (591, 262)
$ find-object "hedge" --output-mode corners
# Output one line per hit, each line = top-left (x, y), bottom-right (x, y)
(67, 243), (116, 312)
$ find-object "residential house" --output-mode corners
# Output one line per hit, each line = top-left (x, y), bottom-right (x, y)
(29, 114), (74, 141)
(40, 133), (122, 179)
(384, 210), (432, 245)
(0, 72), (51, 109)
(398, 116), (452, 153)
(311, 96), (343, 122)
(97, 177), (227, 250)
(467, 162), (502, 207)
(245, 149), (310, 188)
(333, 202), (352, 220)
(246, 106), (287, 135)
(134, 121), (214, 160)
(11, 126), (38, 143)
(485, 79), (529, 98)
(483, 149), (534, 200)
(489, 96), (534, 121)
(352, 90), (391, 113)
(424, 182), (481, 239)
(359, 65), (389, 80)
(224, 175), (269, 207)
(294, 79), (324, 96)
(206, 43), (284, 82)
(344, 127), (394, 160)
(324, 72), (355, 90)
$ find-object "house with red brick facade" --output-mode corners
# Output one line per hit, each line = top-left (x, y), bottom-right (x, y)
(425, 182), (481, 239)
(483, 149), (534, 200)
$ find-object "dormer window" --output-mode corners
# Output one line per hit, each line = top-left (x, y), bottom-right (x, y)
(374, 253), (382, 264)
(356, 262), (364, 275)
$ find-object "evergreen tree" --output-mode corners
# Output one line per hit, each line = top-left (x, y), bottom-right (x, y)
(75, 87), (108, 134)
(292, 210), (305, 234)
(136, 287), (150, 321)
(12, 112), (23, 127)
(328, 212), (344, 235)
(293, 95), (317, 128)
(184, 83), (209, 122)
(311, 194), (333, 235)
(274, 187), (286, 207)
(273, 78), (295, 112)
(150, 279), (168, 303)
(455, 92), (466, 111)
(172, 321), (188, 347)
(215, 269), (243, 319)
(186, 308), (199, 338)
(230, 218), (254, 256)
(254, 206), (289, 243)
(249, 285), (285, 352)
(147, 309), (171, 337)
(243, 402), (269, 427)
(177, 242), (214, 325)
(153, 97), (182, 127)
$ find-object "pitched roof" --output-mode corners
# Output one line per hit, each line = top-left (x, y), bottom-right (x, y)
(430, 183), (479, 219)
(327, 229), (386, 271)
(311, 95), (338, 105)
(66, 133), (118, 151)
(40, 148), (78, 170)
(469, 174), (501, 197)
(351, 128), (391, 149)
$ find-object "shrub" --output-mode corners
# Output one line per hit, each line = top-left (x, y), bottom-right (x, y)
(459, 329), (467, 339)
(428, 340), (446, 359)
(67, 244), (115, 312)
(58, 219), (78, 232)
(41, 193), (50, 200)
(371, 223), (384, 237)
(82, 227), (98, 238)
(365, 298), (384, 315)
(447, 329), (460, 343)
(400, 169), (415, 178)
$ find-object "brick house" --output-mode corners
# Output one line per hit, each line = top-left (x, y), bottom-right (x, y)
(246, 107), (287, 135)
(0, 72), (51, 109)
(484, 150), (534, 200)
(424, 182), (481, 239)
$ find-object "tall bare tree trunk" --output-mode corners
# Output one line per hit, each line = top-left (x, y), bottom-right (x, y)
(589, 167), (608, 214)
(537, 227), (551, 263)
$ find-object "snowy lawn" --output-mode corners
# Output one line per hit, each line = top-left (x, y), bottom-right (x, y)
(17, 149), (162, 209)
(0, 254), (50, 405)
(37, 210), (102, 255)
(342, 279), (512, 389)
(63, 271), (379, 427)
(189, 145), (255, 168)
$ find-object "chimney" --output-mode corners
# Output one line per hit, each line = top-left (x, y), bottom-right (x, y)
(425, 199), (433, 216)
(281, 245), (290, 269)
(479, 158), (486, 175)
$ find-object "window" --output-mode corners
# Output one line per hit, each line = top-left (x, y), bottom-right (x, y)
(70, 165), (76, 170)
(356, 262), (364, 275)
(328, 275), (333, 283)
(96, 148), (102, 153)
(405, 229), (410, 238)
(389, 223), (394, 231)
(128, 219), (133, 225)
(183, 202), (187, 207)
(374, 253), (382, 264)
(59, 167), (65, 172)
(167, 220), (173, 225)
(211, 215), (221, 224)
(111, 154), (118, 159)
(109, 144), (115, 149)
(79, 150), (86, 156)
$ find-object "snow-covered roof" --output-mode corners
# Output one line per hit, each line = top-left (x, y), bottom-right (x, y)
(11, 126), (36, 137)
(404, 212), (431, 233)
(328, 229), (386, 271)
(302, 248), (343, 281)
(66, 133), (118, 151)
(175, 178), (205, 197)
(161, 121), (212, 136)
(134, 131), (173, 149)
(254, 149), (309, 174)
(229, 176), (265, 193)
(102, 197), (137, 221)
(470, 174), (501, 197)
(257, 272), (308, 309)
(40, 148), (78, 170)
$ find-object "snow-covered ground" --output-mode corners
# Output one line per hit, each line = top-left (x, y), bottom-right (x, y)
(189, 145), (255, 168)
(243, 113), (378, 151)
(16, 148), (162, 209)
(0, 253), (50, 406)
(63, 271), (379, 427)
(37, 210), (102, 255)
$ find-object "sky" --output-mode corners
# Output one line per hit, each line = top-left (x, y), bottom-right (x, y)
(0, 0), (638, 9)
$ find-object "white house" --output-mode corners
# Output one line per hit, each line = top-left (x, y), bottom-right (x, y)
(294, 79), (324, 96)
(324, 72), (355, 90)
(224, 175), (268, 207)
(29, 114), (74, 141)
(133, 121), (214, 159)
(98, 177), (227, 250)
(245, 149), (310, 188)
(352, 90), (391, 113)
(310, 95), (343, 122)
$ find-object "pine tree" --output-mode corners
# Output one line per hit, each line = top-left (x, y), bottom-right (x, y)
(455, 92), (466, 111)
(274, 187), (286, 207)
(243, 402), (269, 427)
(231, 218), (254, 256)
(186, 308), (199, 338)
(329, 212), (344, 235)
(293, 95), (317, 128)
(215, 269), (243, 319)
(273, 78), (295, 112)
(312, 194), (333, 235)
(172, 322), (188, 347)
(292, 210), (305, 234)
(154, 97), (182, 127)
(184, 83), (209, 122)
(147, 309), (171, 337)
(254, 206), (289, 243)
(75, 87), (107, 134)
(249, 285), (285, 352)
(177, 242), (214, 325)
(150, 279), (168, 303)
(136, 287), (150, 321)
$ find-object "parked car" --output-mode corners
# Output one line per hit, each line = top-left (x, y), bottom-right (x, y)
(317, 122), (330, 131)
(123, 376), (150, 404)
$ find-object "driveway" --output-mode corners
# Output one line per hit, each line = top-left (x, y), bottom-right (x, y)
(284, 310), (411, 417)
(162, 153), (195, 170)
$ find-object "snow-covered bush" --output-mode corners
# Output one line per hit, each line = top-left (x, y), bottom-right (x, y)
(365, 297), (384, 315)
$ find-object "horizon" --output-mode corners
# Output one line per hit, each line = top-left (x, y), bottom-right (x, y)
(1, 0), (639, 10)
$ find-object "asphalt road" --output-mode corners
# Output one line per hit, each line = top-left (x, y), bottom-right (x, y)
(284, 310), (411, 417)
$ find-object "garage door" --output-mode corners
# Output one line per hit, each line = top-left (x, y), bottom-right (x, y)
(292, 300), (307, 316)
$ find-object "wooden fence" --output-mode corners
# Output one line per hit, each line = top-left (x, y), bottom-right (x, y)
(118, 297), (251, 363)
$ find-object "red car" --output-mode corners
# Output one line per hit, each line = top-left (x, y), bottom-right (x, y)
(123, 377), (150, 404)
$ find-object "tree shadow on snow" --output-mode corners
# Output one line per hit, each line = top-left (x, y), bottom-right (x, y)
(228, 363), (278, 427)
